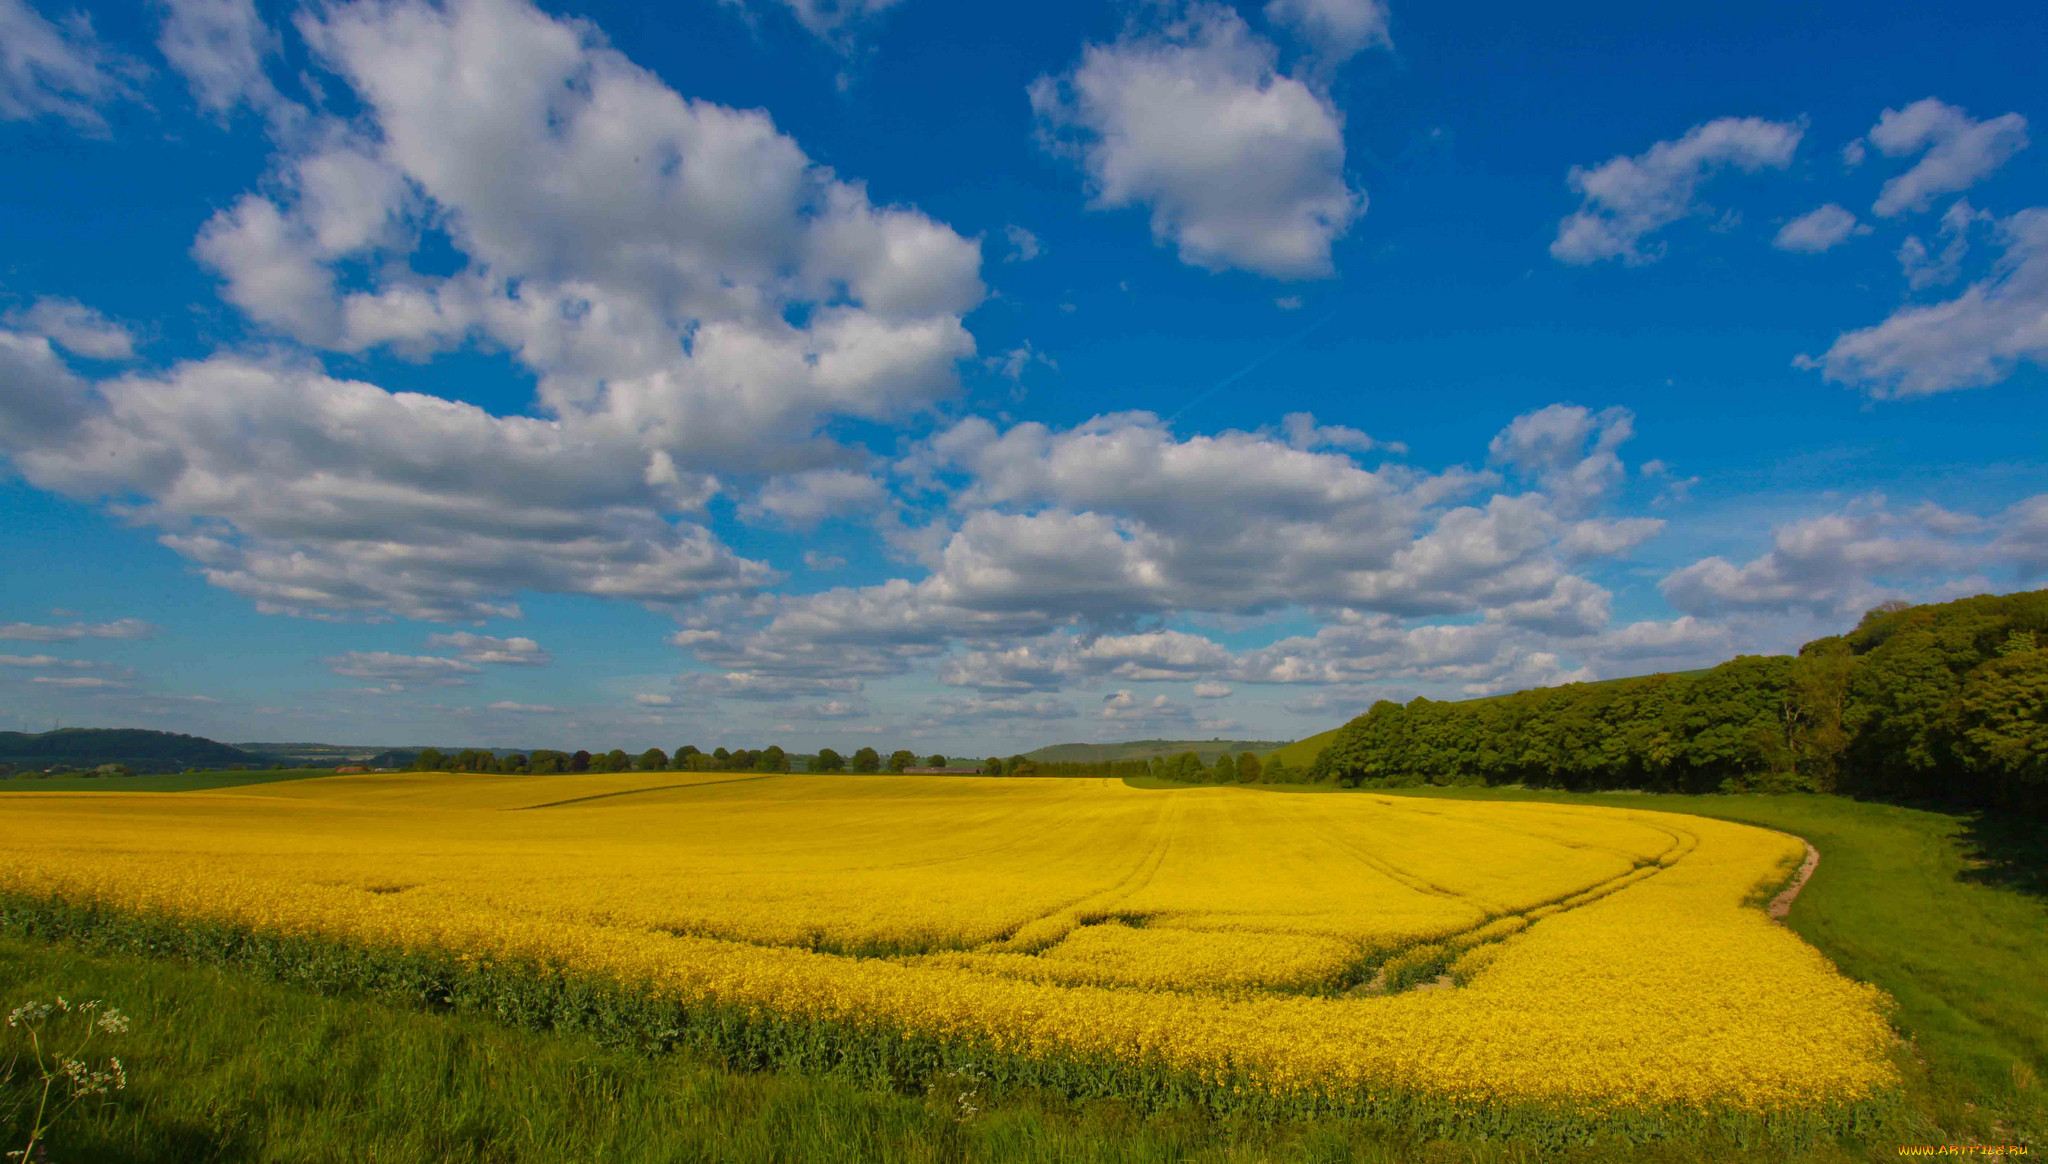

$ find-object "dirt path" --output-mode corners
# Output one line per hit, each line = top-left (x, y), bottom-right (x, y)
(1768, 838), (1820, 920)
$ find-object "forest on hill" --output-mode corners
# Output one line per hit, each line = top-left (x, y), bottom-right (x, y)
(1286, 589), (2046, 811)
(0, 728), (270, 774)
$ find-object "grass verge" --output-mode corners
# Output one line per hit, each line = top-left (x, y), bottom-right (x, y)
(0, 768), (337, 793)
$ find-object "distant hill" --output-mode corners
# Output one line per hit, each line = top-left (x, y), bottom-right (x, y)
(1025, 738), (1292, 765)
(0, 729), (270, 774)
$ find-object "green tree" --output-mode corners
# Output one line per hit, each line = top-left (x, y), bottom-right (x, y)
(1235, 751), (1262, 782)
(413, 747), (446, 772)
(1958, 649), (2048, 787)
(982, 756), (1002, 776)
(711, 747), (731, 765)
(888, 749), (916, 773)
(637, 747), (668, 771)
(811, 748), (845, 772)
(1210, 752), (1237, 783)
(851, 747), (881, 773)
(569, 750), (591, 773)
(673, 745), (701, 766)
(926, 753), (947, 768)
(755, 746), (788, 773)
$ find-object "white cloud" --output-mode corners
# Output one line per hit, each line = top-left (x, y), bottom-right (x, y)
(745, 469), (889, 528)
(1657, 499), (2019, 618)
(1551, 116), (1803, 265)
(634, 693), (675, 706)
(6, 297), (135, 358)
(486, 700), (559, 713)
(423, 632), (550, 665)
(51, 0), (985, 622)
(1806, 207), (2048, 397)
(0, 653), (92, 668)
(803, 550), (847, 571)
(32, 675), (124, 689)
(723, 0), (902, 48)
(157, 0), (284, 119)
(684, 671), (863, 701)
(326, 651), (480, 687)
(0, 329), (95, 448)
(8, 355), (774, 620)
(1866, 98), (2028, 218)
(1192, 680), (1232, 698)
(1030, 3), (1364, 279)
(0, 617), (155, 641)
(1262, 0), (1390, 69)
(986, 342), (1056, 383)
(1773, 204), (1864, 253)
(1897, 199), (1989, 291)
(0, 0), (143, 131)
(1003, 224), (1042, 262)
(1486, 403), (1634, 517)
(1100, 688), (1193, 723)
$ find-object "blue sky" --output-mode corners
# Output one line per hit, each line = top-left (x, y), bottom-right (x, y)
(2, 0), (2043, 754)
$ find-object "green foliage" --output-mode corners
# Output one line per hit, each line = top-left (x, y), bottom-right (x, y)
(982, 757), (1003, 777)
(0, 728), (266, 774)
(850, 747), (881, 774)
(1294, 589), (2048, 812)
(810, 749), (845, 773)
(637, 749), (668, 772)
(754, 747), (789, 774)
(926, 754), (947, 768)
(888, 750), (917, 773)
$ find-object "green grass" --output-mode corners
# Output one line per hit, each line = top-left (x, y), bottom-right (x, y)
(0, 768), (337, 793)
(1261, 728), (1339, 770)
(5, 782), (2041, 1161)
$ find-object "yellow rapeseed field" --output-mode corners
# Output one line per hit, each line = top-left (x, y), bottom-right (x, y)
(0, 772), (1898, 1115)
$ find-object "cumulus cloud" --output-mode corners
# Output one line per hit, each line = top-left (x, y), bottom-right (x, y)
(157, 0), (284, 119)
(1552, 116), (1803, 265)
(1262, 0), (1390, 69)
(1864, 98), (2028, 218)
(671, 405), (1663, 703)
(724, 0), (902, 48)
(1003, 224), (1042, 262)
(0, 0), (991, 624)
(7, 355), (774, 620)
(1030, 3), (1364, 278)
(1805, 206), (2048, 397)
(1896, 199), (1989, 291)
(1192, 680), (1232, 697)
(0, 617), (155, 641)
(1657, 497), (2038, 619)
(5, 297), (135, 359)
(325, 650), (480, 687)
(0, 0), (144, 131)
(1100, 688), (1193, 723)
(745, 469), (889, 528)
(1773, 204), (1865, 253)
(1487, 404), (1636, 517)
(423, 632), (550, 665)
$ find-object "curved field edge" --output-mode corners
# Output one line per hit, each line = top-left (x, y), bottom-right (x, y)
(0, 893), (1898, 1150)
(1168, 782), (2045, 1147)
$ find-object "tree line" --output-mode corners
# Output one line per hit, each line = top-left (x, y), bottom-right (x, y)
(1284, 589), (2045, 812)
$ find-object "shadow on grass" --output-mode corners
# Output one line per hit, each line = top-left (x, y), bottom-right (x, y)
(1955, 810), (2048, 901)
